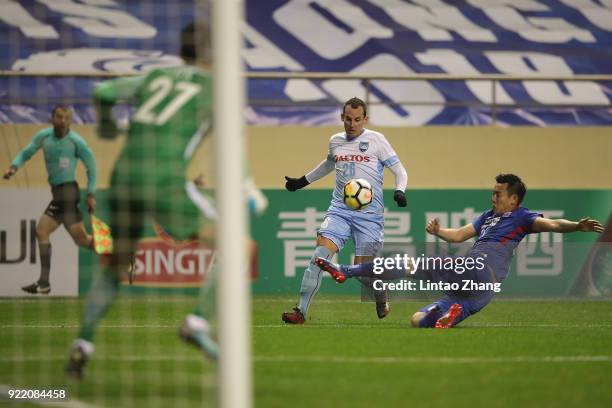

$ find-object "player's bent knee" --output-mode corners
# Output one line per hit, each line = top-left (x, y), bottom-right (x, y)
(410, 312), (425, 328)
(316, 235), (338, 253)
(36, 226), (49, 241)
(36, 231), (49, 242)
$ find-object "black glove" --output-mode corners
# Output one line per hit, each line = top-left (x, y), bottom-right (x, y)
(393, 190), (407, 207)
(284, 175), (309, 192)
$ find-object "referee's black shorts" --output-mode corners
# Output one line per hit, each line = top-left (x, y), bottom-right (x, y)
(44, 181), (83, 226)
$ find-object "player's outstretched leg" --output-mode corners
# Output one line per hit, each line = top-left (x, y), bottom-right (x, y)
(65, 339), (94, 380)
(65, 268), (120, 379)
(411, 304), (443, 328)
(315, 259), (406, 280)
(179, 314), (218, 361)
(181, 261), (219, 360)
(435, 303), (463, 329)
(282, 246), (333, 324)
(314, 257), (347, 283)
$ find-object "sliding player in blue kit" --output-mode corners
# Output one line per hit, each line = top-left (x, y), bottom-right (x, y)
(316, 174), (603, 328)
(282, 97), (408, 324)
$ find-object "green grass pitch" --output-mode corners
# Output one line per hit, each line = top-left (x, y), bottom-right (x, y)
(1, 295), (611, 407)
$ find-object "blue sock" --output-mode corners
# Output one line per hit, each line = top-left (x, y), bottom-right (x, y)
(344, 262), (405, 280)
(298, 246), (332, 316)
(418, 304), (443, 328)
(343, 262), (372, 277)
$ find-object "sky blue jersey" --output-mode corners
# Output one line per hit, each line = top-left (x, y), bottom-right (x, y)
(327, 128), (399, 215)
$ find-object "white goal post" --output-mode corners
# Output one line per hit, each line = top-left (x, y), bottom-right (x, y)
(213, 1), (252, 407)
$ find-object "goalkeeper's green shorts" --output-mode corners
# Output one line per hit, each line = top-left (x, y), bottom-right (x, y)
(107, 180), (216, 243)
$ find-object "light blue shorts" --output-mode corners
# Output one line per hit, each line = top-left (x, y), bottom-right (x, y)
(318, 206), (383, 256)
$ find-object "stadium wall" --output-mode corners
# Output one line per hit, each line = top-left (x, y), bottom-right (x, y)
(2, 125), (610, 297)
(1, 125), (611, 189)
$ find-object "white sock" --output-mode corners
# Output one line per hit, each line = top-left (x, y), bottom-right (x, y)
(186, 314), (210, 333)
(72, 338), (95, 356)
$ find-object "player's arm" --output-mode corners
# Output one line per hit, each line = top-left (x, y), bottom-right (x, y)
(3, 131), (45, 179)
(388, 162), (408, 207)
(379, 135), (407, 207)
(185, 180), (218, 220)
(74, 136), (97, 212)
(285, 154), (335, 192)
(94, 76), (145, 139)
(532, 217), (604, 233)
(426, 218), (477, 243)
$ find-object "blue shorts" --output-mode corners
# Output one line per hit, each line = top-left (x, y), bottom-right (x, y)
(318, 206), (383, 256)
(418, 290), (495, 327)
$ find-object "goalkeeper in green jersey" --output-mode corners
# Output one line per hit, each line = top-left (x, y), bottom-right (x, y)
(66, 22), (219, 379)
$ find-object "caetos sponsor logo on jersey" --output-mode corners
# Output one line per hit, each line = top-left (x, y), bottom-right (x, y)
(334, 155), (371, 163)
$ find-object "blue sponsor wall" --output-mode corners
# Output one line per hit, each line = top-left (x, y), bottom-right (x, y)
(1, 0), (611, 126)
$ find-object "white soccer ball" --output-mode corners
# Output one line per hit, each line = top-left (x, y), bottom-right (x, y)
(343, 178), (373, 210)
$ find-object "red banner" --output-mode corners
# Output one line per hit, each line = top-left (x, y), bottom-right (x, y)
(119, 239), (258, 288)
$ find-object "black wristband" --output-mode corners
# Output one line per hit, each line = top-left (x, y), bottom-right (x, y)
(296, 176), (309, 189)
(393, 190), (407, 207)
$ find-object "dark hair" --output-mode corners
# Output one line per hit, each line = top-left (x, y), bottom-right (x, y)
(51, 105), (71, 116)
(180, 22), (211, 63)
(342, 97), (367, 117)
(496, 173), (526, 204)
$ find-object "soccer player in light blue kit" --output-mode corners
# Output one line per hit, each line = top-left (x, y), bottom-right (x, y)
(316, 174), (604, 328)
(3, 106), (97, 294)
(282, 97), (408, 324)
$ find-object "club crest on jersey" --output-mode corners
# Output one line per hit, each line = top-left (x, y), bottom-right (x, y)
(359, 142), (369, 152)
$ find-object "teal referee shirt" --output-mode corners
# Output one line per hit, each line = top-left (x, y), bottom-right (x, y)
(11, 128), (97, 195)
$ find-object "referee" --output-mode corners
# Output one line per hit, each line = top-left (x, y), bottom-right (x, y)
(3, 105), (97, 294)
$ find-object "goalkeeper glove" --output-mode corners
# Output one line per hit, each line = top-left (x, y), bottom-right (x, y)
(284, 176), (309, 192)
(393, 190), (407, 207)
